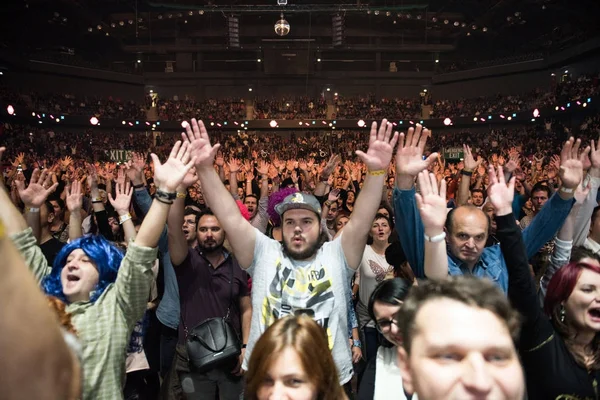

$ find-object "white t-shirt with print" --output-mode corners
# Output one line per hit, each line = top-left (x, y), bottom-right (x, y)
(242, 228), (354, 385)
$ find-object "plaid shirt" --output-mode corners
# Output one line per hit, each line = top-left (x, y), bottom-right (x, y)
(11, 228), (157, 400)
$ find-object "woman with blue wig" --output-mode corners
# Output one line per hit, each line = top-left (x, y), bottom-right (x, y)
(0, 141), (196, 400)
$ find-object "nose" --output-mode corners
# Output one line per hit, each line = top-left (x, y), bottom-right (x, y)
(269, 382), (288, 400)
(465, 238), (476, 248)
(461, 354), (493, 395)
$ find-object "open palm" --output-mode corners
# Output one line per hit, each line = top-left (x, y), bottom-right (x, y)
(16, 169), (58, 208)
(415, 171), (447, 232)
(152, 140), (196, 192)
(487, 165), (515, 216)
(356, 119), (398, 171)
(396, 124), (438, 177)
(182, 119), (221, 168)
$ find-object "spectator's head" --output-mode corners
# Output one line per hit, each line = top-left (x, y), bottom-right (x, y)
(245, 315), (345, 400)
(589, 206), (600, 242)
(470, 188), (485, 207)
(48, 197), (66, 222)
(196, 209), (225, 253)
(334, 212), (350, 233)
(40, 200), (56, 229)
(183, 207), (200, 245)
(369, 213), (392, 245)
(444, 205), (490, 269)
(530, 183), (551, 213)
(244, 194), (259, 219)
(544, 260), (600, 366)
(325, 199), (339, 222)
(397, 276), (524, 400)
(481, 201), (497, 234)
(42, 235), (124, 304)
(368, 278), (411, 347)
(276, 193), (327, 261)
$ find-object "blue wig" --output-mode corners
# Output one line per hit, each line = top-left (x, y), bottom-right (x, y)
(42, 235), (124, 303)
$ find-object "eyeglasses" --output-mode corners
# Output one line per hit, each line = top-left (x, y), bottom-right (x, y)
(376, 318), (400, 334)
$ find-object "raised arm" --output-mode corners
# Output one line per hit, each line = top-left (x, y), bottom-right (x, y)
(135, 141), (195, 248)
(415, 171), (449, 279)
(108, 181), (136, 243)
(65, 180), (84, 240)
(521, 137), (586, 257)
(342, 119), (398, 270)
(183, 119), (257, 269)
(16, 168), (59, 242)
(167, 169), (198, 266)
(456, 144), (481, 206)
(393, 124), (439, 278)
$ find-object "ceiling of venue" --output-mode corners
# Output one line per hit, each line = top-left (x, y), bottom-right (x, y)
(1, 0), (598, 73)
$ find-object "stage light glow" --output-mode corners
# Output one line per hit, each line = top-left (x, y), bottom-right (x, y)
(269, 120), (278, 128)
(533, 109), (540, 118)
(90, 117), (99, 125)
(7, 105), (15, 115)
(443, 118), (452, 126)
(357, 120), (366, 127)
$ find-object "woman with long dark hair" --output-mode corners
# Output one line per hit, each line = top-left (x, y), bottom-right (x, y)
(358, 278), (412, 400)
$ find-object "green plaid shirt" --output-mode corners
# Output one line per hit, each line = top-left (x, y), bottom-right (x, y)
(11, 228), (157, 400)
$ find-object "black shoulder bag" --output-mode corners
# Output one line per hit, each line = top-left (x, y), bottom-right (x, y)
(183, 262), (241, 372)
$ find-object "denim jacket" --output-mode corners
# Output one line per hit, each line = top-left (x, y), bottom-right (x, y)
(393, 187), (574, 293)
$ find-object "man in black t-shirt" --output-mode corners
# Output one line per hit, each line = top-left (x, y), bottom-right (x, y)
(39, 200), (65, 266)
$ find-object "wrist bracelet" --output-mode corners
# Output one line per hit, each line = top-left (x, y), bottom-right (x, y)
(26, 207), (40, 213)
(176, 192), (187, 199)
(461, 170), (473, 177)
(155, 189), (177, 202)
(119, 213), (132, 225)
(155, 196), (173, 205)
(133, 183), (145, 189)
(368, 169), (386, 176)
(559, 186), (575, 194)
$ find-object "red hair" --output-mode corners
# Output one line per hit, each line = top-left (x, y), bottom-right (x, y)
(544, 262), (600, 317)
(235, 200), (251, 221)
(544, 261), (600, 368)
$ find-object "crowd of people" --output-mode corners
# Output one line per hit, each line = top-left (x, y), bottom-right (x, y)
(253, 96), (328, 120)
(2, 85), (600, 399)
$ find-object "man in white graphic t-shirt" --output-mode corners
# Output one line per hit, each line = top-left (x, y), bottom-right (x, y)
(183, 117), (400, 389)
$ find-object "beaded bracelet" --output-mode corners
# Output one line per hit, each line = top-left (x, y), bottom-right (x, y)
(368, 169), (386, 176)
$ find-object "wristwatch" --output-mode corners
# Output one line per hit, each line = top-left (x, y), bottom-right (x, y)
(352, 339), (362, 348)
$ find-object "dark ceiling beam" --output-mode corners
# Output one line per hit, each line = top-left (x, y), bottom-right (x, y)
(145, 2), (429, 13)
(122, 43), (455, 53)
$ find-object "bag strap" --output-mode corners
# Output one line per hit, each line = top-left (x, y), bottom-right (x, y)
(224, 259), (234, 321)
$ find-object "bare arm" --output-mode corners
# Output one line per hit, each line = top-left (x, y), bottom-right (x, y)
(15, 168), (59, 240)
(416, 171), (449, 279)
(65, 181), (84, 240)
(342, 120), (398, 270)
(184, 119), (257, 269)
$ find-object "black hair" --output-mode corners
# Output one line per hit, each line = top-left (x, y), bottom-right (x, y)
(184, 207), (201, 225)
(531, 182), (552, 198)
(368, 278), (412, 347)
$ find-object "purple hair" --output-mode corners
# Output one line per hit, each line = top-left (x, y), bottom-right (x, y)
(267, 187), (299, 226)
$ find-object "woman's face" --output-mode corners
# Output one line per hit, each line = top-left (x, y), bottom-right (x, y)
(335, 216), (349, 232)
(257, 347), (317, 400)
(373, 300), (403, 347)
(370, 217), (391, 242)
(565, 267), (600, 334)
(347, 191), (355, 203)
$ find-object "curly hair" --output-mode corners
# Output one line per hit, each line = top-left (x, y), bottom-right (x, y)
(267, 187), (298, 227)
(42, 235), (124, 304)
(46, 296), (78, 335)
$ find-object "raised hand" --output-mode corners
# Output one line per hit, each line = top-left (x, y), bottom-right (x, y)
(415, 171), (447, 235)
(463, 144), (482, 172)
(86, 163), (99, 189)
(257, 160), (270, 176)
(65, 180), (84, 212)
(395, 123), (437, 187)
(356, 119), (399, 172)
(115, 167), (126, 186)
(328, 188), (341, 202)
(322, 154), (341, 178)
(215, 153), (225, 167)
(228, 158), (241, 173)
(109, 181), (133, 215)
(182, 119), (221, 168)
(487, 165), (515, 216)
(151, 140), (196, 193)
(16, 169), (58, 208)
(559, 137), (589, 189)
(574, 180), (592, 205)
(590, 136), (600, 169)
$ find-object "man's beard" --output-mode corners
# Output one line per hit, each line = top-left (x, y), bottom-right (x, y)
(282, 233), (322, 260)
(198, 238), (223, 253)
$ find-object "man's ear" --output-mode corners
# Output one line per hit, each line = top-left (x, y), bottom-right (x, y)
(397, 346), (415, 395)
